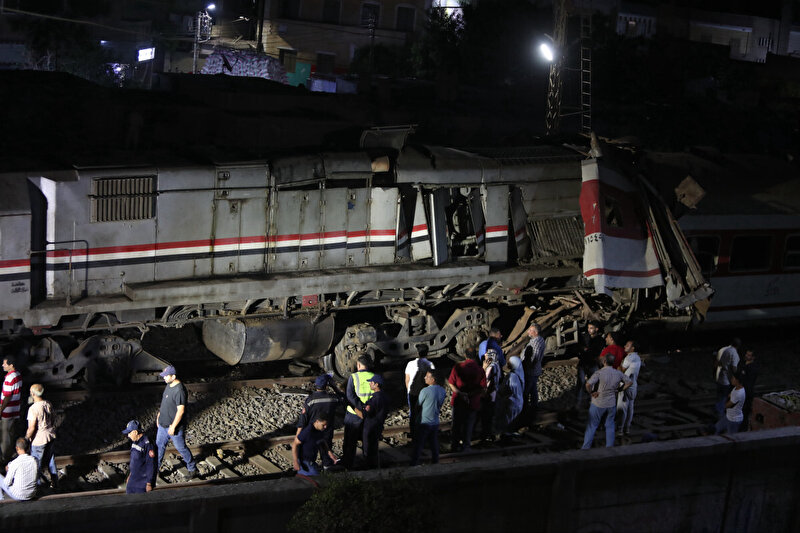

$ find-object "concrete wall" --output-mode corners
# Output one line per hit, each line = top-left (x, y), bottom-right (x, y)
(2, 427), (799, 532)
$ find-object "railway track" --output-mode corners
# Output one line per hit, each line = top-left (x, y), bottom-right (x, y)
(31, 385), (759, 500)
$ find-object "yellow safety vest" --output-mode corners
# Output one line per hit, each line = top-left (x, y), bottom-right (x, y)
(346, 371), (375, 415)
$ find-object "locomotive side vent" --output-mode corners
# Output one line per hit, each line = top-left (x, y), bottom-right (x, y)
(91, 176), (157, 222)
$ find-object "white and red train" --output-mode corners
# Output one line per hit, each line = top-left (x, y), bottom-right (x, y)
(0, 133), (791, 385)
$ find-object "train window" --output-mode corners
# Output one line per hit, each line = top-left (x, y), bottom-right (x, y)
(729, 235), (773, 272)
(603, 197), (623, 228)
(91, 176), (156, 222)
(785, 235), (800, 269)
(688, 235), (720, 276)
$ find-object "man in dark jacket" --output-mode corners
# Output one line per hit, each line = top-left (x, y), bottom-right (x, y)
(122, 420), (157, 493)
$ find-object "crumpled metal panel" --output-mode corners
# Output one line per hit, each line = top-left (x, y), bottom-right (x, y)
(410, 190), (431, 261)
(482, 185), (509, 265)
(528, 215), (584, 262)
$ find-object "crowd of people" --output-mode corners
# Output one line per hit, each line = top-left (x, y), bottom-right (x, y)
(0, 323), (761, 499)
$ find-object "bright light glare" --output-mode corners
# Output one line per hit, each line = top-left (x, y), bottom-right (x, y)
(206, 3), (216, 10)
(539, 43), (554, 62)
(138, 47), (155, 61)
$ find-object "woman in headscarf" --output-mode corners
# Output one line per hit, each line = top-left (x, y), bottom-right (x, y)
(494, 355), (525, 436)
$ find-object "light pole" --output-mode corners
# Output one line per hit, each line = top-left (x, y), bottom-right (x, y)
(192, 3), (215, 74)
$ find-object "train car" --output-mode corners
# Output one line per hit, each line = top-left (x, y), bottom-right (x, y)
(0, 131), (709, 385)
(641, 148), (800, 326)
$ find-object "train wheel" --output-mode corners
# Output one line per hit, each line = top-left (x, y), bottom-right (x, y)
(333, 324), (377, 379)
(451, 326), (484, 362)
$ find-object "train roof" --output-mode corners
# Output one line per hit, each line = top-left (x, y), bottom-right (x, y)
(642, 149), (800, 217)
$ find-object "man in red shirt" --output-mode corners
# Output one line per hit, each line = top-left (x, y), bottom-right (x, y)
(1, 355), (22, 463)
(599, 332), (624, 370)
(448, 346), (487, 452)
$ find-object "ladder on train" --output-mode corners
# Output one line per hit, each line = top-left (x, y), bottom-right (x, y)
(579, 11), (592, 135)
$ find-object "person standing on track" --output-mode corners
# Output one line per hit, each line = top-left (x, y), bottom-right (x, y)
(714, 339), (741, 418)
(25, 384), (58, 489)
(576, 321), (604, 409)
(405, 345), (435, 446)
(599, 332), (624, 370)
(122, 420), (157, 493)
(617, 340), (643, 437)
(410, 370), (447, 466)
(738, 349), (759, 431)
(359, 374), (389, 469)
(448, 346), (487, 452)
(342, 356), (375, 469)
(581, 354), (631, 449)
(155, 365), (198, 481)
(522, 323), (545, 414)
(1, 355), (22, 464)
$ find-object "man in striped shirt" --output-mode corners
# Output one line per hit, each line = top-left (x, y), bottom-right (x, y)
(1, 355), (22, 463)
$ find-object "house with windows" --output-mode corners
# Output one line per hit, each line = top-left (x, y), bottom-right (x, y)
(262, 0), (433, 88)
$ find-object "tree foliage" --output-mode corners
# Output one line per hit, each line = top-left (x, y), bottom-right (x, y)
(287, 474), (436, 533)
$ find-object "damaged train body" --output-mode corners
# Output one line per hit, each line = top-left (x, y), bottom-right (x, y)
(0, 132), (710, 385)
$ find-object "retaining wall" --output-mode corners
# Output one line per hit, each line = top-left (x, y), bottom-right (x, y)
(2, 427), (799, 532)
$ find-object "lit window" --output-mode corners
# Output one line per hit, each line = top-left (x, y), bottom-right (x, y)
(730, 235), (772, 272)
(784, 235), (800, 269)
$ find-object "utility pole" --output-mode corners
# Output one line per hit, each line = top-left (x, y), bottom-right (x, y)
(544, 0), (567, 135)
(368, 14), (376, 81)
(192, 8), (213, 74)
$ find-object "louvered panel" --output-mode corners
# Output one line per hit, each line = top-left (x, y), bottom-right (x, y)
(91, 176), (157, 222)
(529, 215), (584, 262)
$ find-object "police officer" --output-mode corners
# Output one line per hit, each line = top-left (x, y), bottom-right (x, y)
(122, 420), (157, 494)
(342, 356), (374, 469)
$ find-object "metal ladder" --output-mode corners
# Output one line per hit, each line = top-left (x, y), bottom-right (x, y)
(579, 11), (592, 135)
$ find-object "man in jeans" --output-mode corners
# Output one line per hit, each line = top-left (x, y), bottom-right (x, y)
(25, 383), (58, 489)
(155, 365), (198, 481)
(581, 354), (631, 449)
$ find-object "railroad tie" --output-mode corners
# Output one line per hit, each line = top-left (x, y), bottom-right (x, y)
(97, 463), (125, 489)
(248, 454), (283, 474)
(204, 456), (239, 478)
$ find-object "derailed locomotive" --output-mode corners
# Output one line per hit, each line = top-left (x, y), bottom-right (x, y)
(0, 130), (710, 385)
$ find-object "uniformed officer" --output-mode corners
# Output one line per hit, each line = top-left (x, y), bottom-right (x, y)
(342, 356), (374, 469)
(122, 420), (157, 494)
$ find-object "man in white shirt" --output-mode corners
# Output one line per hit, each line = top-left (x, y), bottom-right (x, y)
(715, 372), (745, 435)
(617, 340), (643, 436)
(715, 339), (741, 417)
(0, 438), (38, 500)
(404, 345), (435, 445)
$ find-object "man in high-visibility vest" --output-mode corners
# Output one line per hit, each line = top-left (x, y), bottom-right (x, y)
(342, 356), (374, 469)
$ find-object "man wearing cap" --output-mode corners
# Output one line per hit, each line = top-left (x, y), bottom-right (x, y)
(155, 365), (198, 480)
(296, 374), (343, 468)
(342, 356), (374, 469)
(292, 415), (338, 476)
(122, 420), (157, 493)
(359, 374), (389, 469)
